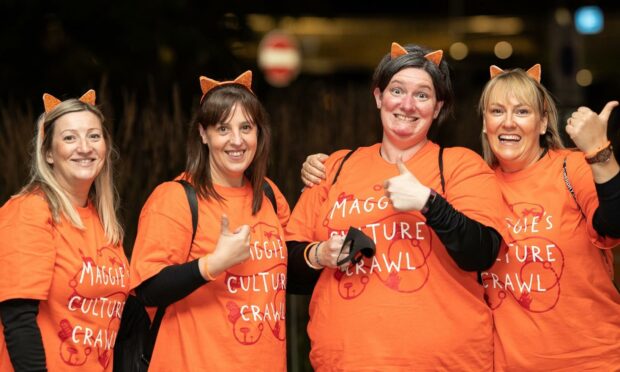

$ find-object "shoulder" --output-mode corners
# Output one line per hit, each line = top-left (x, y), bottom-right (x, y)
(141, 181), (188, 215)
(442, 146), (486, 164)
(0, 192), (51, 223)
(441, 146), (493, 176)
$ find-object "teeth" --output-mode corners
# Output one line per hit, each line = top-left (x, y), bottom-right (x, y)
(499, 134), (521, 141)
(395, 114), (417, 122)
(227, 151), (244, 156)
(73, 159), (93, 164)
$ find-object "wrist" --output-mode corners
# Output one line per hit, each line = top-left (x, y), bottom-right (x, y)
(303, 242), (323, 270)
(199, 255), (218, 281)
(421, 189), (437, 214)
(585, 141), (613, 164)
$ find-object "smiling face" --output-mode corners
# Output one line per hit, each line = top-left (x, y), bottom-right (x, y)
(483, 87), (547, 173)
(374, 67), (443, 153)
(45, 110), (106, 192)
(199, 103), (257, 187)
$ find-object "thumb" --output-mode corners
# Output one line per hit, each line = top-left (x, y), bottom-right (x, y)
(220, 214), (230, 234)
(396, 155), (410, 175)
(599, 101), (619, 122)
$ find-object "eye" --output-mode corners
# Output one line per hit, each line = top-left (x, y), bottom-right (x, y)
(88, 132), (102, 140)
(216, 125), (230, 134)
(63, 134), (76, 142)
(489, 107), (503, 115)
(240, 123), (254, 133)
(415, 92), (430, 100)
(516, 108), (531, 116)
(390, 87), (403, 96)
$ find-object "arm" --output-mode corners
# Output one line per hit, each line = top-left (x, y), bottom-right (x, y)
(287, 236), (347, 295)
(384, 159), (501, 271)
(566, 101), (620, 238)
(0, 299), (47, 371)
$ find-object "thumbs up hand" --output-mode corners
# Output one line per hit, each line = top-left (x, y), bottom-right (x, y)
(199, 214), (251, 280)
(383, 158), (431, 211)
(565, 101), (618, 154)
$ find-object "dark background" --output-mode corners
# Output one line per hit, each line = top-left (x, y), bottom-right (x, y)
(1, 1), (619, 370)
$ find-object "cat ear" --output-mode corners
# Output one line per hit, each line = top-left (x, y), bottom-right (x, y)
(78, 90), (96, 105)
(526, 64), (541, 83)
(390, 42), (408, 59)
(233, 70), (253, 91)
(42, 93), (62, 113)
(199, 76), (219, 96)
(424, 50), (443, 66)
(489, 65), (504, 79)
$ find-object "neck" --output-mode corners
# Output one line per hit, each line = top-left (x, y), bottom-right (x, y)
(380, 138), (428, 163)
(498, 147), (546, 173)
(63, 183), (91, 207)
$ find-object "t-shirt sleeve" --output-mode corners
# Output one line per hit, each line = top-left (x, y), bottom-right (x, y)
(442, 148), (510, 241)
(264, 178), (291, 229)
(286, 149), (351, 242)
(0, 195), (56, 302)
(567, 151), (620, 249)
(129, 182), (194, 289)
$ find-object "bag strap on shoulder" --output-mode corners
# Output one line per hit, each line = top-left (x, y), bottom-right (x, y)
(142, 180), (199, 366)
(332, 149), (356, 186)
(262, 180), (278, 214)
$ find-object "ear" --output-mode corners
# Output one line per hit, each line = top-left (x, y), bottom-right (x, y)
(490, 65), (504, 79)
(539, 114), (548, 135)
(433, 101), (444, 119)
(79, 90), (96, 105)
(424, 50), (443, 66)
(234, 70), (253, 91)
(42, 93), (62, 113)
(526, 64), (541, 83)
(373, 87), (382, 109)
(482, 119), (487, 133)
(390, 42), (408, 59)
(198, 124), (209, 145)
(46, 150), (54, 165)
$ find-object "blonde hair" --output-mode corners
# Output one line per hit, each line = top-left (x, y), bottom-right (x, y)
(19, 99), (123, 245)
(478, 68), (564, 168)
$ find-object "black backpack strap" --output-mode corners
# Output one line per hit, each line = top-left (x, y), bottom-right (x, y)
(262, 180), (278, 214)
(562, 157), (586, 218)
(141, 180), (199, 367)
(332, 149), (356, 186)
(438, 146), (446, 195)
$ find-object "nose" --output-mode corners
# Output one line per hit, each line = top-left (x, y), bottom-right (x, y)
(229, 128), (243, 146)
(76, 137), (93, 153)
(502, 112), (517, 129)
(401, 95), (415, 111)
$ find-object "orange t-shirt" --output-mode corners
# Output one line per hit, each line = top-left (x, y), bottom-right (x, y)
(482, 149), (620, 371)
(0, 193), (129, 371)
(286, 142), (507, 371)
(129, 177), (290, 371)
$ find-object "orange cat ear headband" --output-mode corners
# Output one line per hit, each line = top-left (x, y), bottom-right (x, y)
(390, 42), (443, 66)
(199, 70), (253, 103)
(489, 64), (541, 82)
(42, 89), (96, 113)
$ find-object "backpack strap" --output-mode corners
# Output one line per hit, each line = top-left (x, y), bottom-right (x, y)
(438, 146), (446, 195)
(262, 180), (278, 214)
(141, 180), (199, 367)
(332, 149), (356, 185)
(562, 156), (586, 218)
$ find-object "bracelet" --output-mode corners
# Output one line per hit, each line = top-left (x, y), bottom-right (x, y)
(585, 140), (611, 159)
(304, 242), (322, 270)
(421, 189), (437, 214)
(314, 241), (323, 267)
(202, 255), (218, 281)
(585, 141), (613, 164)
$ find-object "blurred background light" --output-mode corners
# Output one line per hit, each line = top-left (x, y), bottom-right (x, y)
(575, 6), (604, 34)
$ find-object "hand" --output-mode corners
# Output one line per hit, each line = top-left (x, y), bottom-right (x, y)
(315, 234), (346, 269)
(301, 153), (328, 188)
(199, 214), (251, 279)
(565, 101), (618, 154)
(383, 158), (431, 211)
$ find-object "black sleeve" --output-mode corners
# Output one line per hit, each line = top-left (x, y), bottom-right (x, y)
(592, 170), (620, 238)
(286, 240), (322, 295)
(423, 193), (502, 271)
(135, 259), (208, 307)
(0, 299), (47, 372)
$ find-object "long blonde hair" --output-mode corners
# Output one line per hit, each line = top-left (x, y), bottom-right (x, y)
(19, 99), (123, 245)
(478, 68), (564, 168)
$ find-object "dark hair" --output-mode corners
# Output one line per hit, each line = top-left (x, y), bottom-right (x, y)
(372, 44), (454, 125)
(186, 84), (271, 214)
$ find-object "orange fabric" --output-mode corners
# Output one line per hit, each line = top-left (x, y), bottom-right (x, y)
(286, 142), (507, 371)
(130, 177), (289, 371)
(483, 149), (620, 371)
(0, 193), (129, 371)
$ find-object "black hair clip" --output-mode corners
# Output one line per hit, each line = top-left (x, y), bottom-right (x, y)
(336, 227), (376, 266)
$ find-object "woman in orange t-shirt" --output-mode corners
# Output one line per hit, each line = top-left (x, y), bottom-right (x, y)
(477, 65), (620, 370)
(129, 71), (290, 371)
(289, 42), (507, 371)
(0, 91), (128, 371)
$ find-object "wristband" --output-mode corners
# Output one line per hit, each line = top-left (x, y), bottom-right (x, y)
(202, 255), (217, 281)
(304, 242), (322, 270)
(585, 141), (613, 164)
(421, 189), (437, 214)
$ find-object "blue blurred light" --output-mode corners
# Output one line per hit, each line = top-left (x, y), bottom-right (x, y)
(575, 6), (604, 34)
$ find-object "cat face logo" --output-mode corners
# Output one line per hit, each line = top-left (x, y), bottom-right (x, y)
(58, 319), (92, 366)
(226, 302), (264, 345)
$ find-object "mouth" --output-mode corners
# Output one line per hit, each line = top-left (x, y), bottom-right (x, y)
(225, 150), (246, 159)
(394, 113), (419, 123)
(71, 158), (97, 166)
(498, 134), (521, 144)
